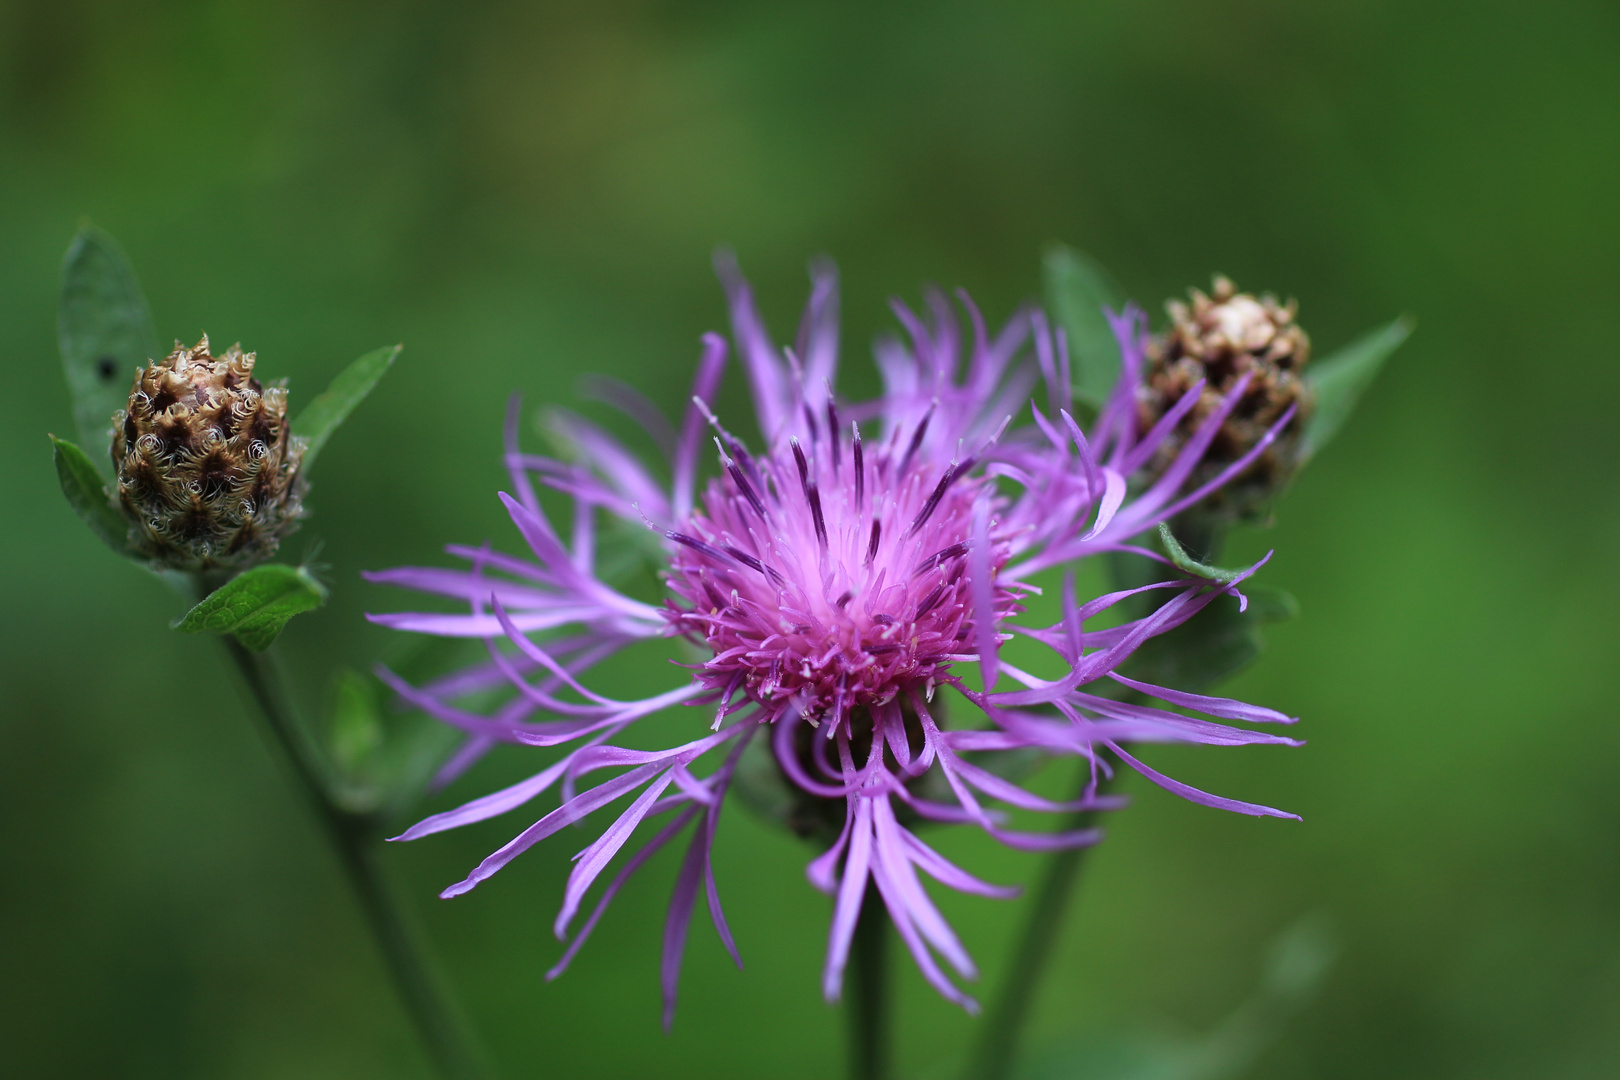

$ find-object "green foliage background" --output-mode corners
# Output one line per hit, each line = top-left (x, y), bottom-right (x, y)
(3, 1), (1618, 1077)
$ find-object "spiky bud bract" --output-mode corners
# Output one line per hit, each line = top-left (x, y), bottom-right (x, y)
(113, 335), (306, 570)
(1138, 276), (1313, 528)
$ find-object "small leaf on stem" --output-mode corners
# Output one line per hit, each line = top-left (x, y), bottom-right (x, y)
(175, 563), (328, 651)
(1157, 522), (1245, 584)
(1301, 315), (1412, 462)
(329, 667), (386, 776)
(59, 225), (161, 473)
(1042, 244), (1126, 409)
(50, 434), (131, 555)
(292, 344), (401, 475)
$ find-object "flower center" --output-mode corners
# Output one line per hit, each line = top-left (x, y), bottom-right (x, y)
(665, 411), (1016, 728)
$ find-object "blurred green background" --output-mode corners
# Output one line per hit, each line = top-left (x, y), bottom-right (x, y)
(4, 1), (1619, 1077)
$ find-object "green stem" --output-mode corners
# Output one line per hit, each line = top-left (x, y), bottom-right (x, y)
(963, 765), (1119, 1080)
(219, 634), (487, 1080)
(848, 884), (892, 1080)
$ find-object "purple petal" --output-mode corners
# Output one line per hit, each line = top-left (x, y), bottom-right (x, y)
(503, 393), (541, 512)
(871, 798), (975, 978)
(715, 250), (789, 439)
(557, 771), (681, 938)
(1110, 743), (1301, 820)
(674, 334), (728, 520)
(970, 496), (1000, 692)
(821, 798), (874, 1002)
(394, 748), (588, 842)
(363, 567), (557, 608)
(899, 829), (1020, 899)
(547, 807), (700, 982)
(661, 814), (710, 1030)
(547, 409), (671, 522)
(439, 761), (667, 898)
(869, 852), (979, 1013)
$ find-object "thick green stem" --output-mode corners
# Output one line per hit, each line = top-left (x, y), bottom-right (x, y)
(219, 635), (486, 1080)
(964, 765), (1119, 1080)
(848, 885), (892, 1080)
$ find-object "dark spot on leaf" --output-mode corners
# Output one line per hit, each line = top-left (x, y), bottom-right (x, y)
(96, 356), (119, 381)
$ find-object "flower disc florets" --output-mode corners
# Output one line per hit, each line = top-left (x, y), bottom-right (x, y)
(667, 413), (1018, 733)
(1137, 276), (1312, 524)
(113, 335), (306, 570)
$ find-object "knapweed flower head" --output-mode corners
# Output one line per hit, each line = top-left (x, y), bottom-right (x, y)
(1138, 276), (1312, 526)
(368, 258), (1302, 1023)
(113, 335), (306, 570)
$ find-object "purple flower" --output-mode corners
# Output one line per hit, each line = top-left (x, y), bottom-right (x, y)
(367, 257), (1301, 1023)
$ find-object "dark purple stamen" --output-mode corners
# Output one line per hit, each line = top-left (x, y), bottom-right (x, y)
(865, 519), (882, 566)
(669, 531), (733, 565)
(725, 459), (768, 519)
(791, 438), (810, 489)
(723, 544), (787, 586)
(722, 545), (766, 574)
(852, 424), (865, 510)
(835, 590), (854, 609)
(915, 584), (947, 617)
(871, 613), (895, 625)
(726, 435), (769, 501)
(914, 540), (970, 576)
(866, 643), (902, 656)
(826, 401), (842, 472)
(802, 402), (820, 443)
(906, 457), (973, 537)
(807, 482), (828, 549)
(897, 404), (934, 477)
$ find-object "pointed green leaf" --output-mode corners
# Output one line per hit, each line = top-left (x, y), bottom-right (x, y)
(1301, 315), (1412, 461)
(50, 434), (131, 554)
(1043, 244), (1126, 408)
(316, 664), (462, 820)
(59, 225), (161, 474)
(174, 563), (327, 651)
(291, 344), (401, 475)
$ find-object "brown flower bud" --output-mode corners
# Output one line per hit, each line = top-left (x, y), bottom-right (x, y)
(1137, 276), (1314, 526)
(112, 335), (306, 570)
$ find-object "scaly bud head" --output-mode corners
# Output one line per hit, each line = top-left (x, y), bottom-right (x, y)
(112, 335), (306, 570)
(1138, 275), (1313, 526)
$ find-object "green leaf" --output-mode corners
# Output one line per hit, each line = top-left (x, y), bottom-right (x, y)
(1301, 315), (1412, 461)
(291, 344), (401, 475)
(1043, 244), (1126, 408)
(174, 563), (327, 651)
(328, 667), (385, 777)
(59, 225), (161, 474)
(317, 665), (461, 820)
(50, 434), (131, 554)
(1157, 522), (1245, 583)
